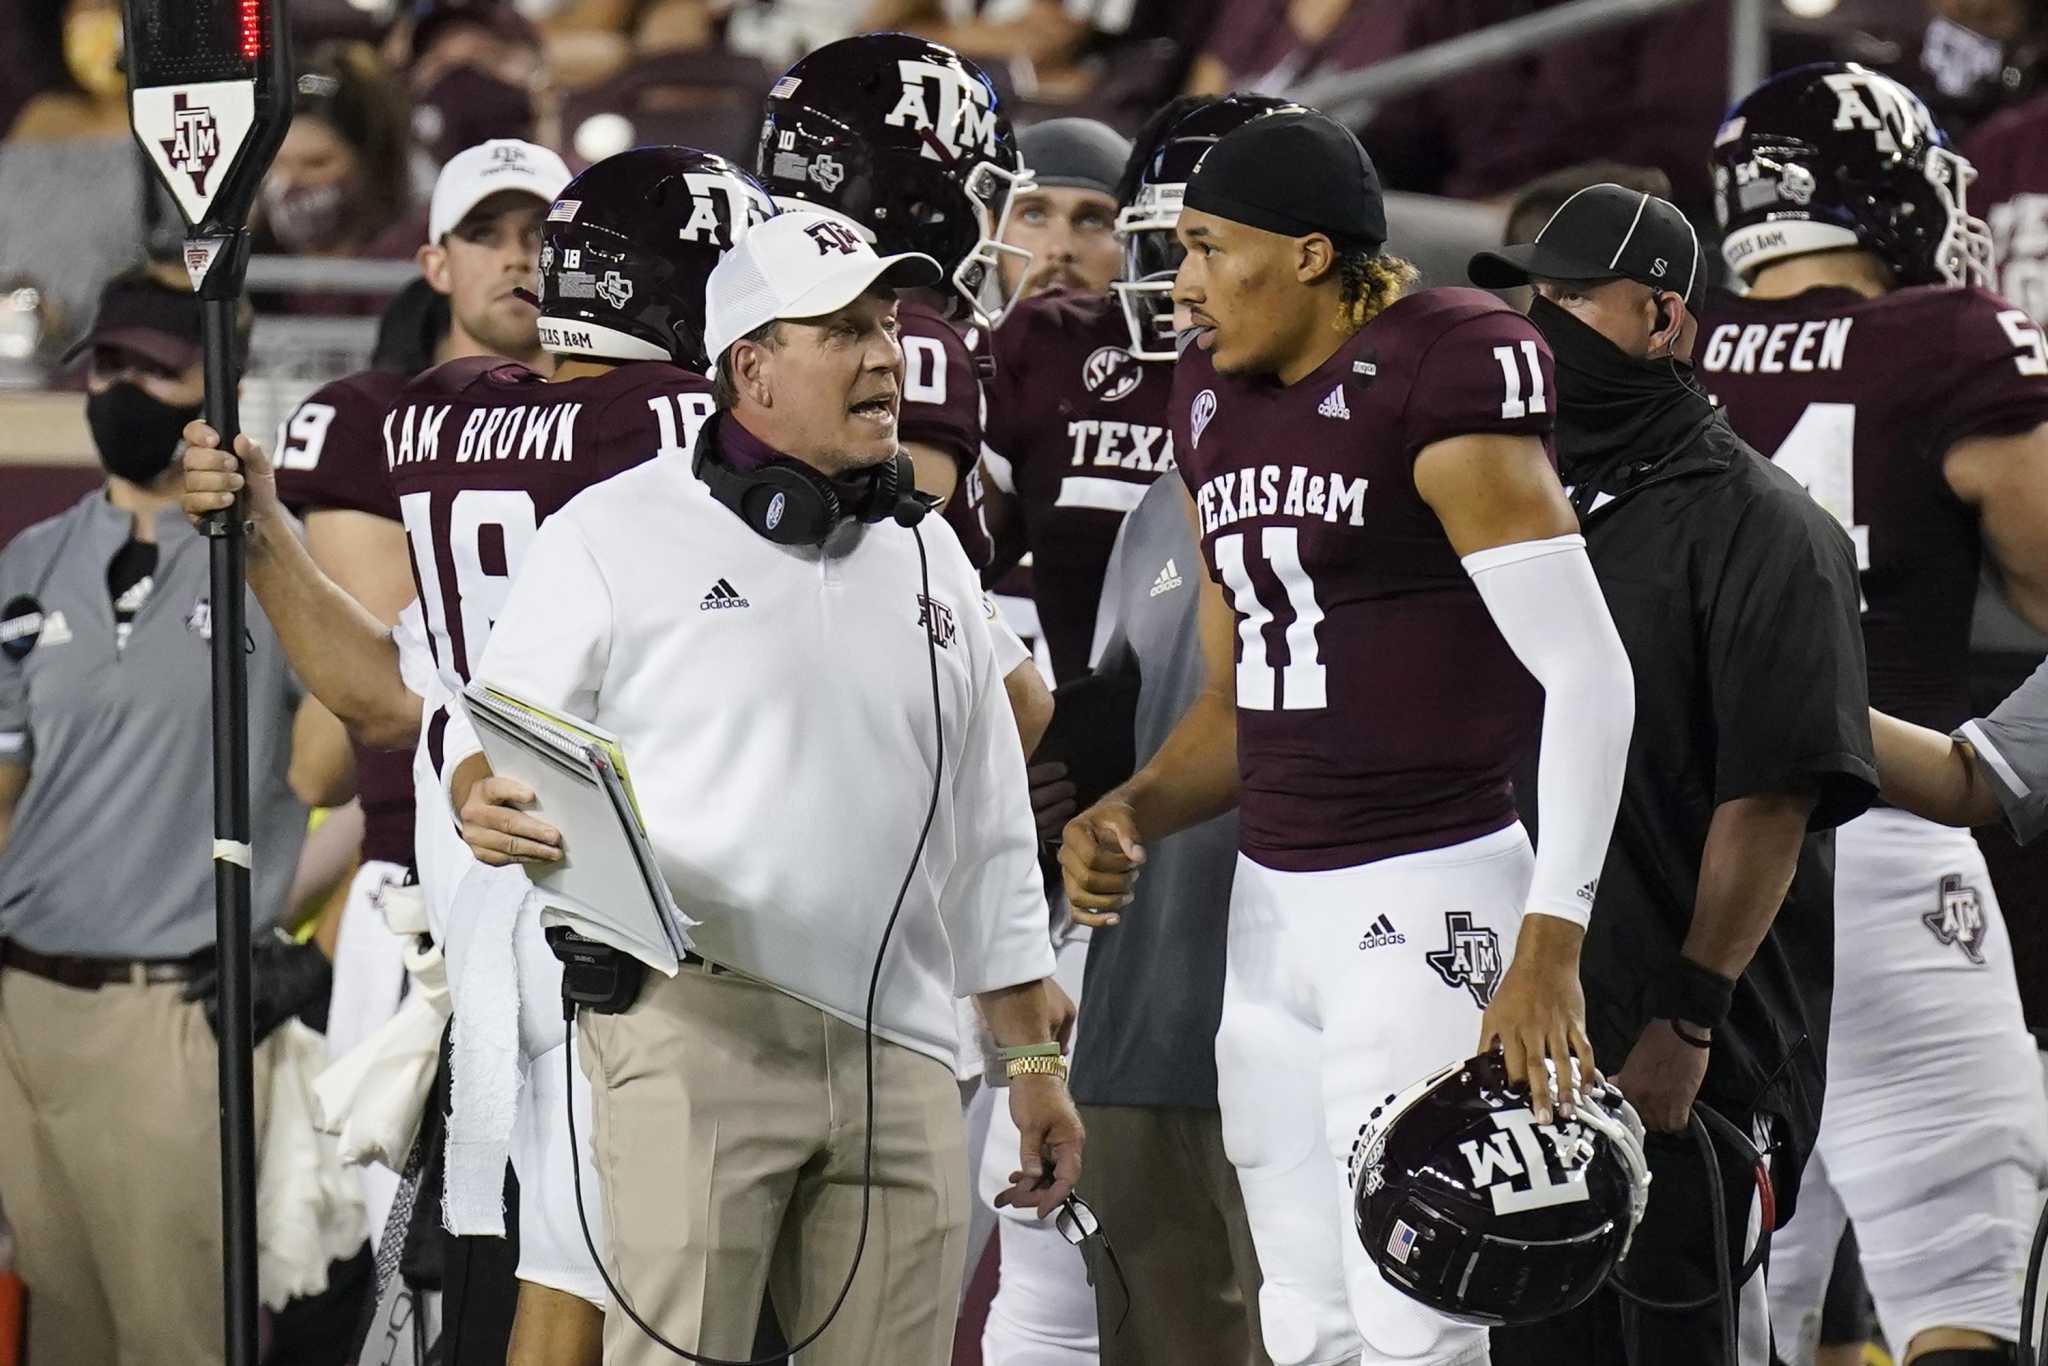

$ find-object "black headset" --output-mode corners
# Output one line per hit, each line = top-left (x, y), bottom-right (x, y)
(691, 411), (926, 545)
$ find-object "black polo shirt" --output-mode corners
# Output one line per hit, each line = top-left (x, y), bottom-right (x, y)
(1559, 407), (1876, 1220)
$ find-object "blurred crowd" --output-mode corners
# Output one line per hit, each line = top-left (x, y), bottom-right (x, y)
(2, 0), (2042, 383)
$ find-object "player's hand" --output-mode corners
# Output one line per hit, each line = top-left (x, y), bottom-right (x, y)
(181, 420), (285, 535)
(1029, 761), (1078, 843)
(1059, 799), (1145, 928)
(994, 1075), (1085, 1219)
(1612, 1019), (1710, 1133)
(1478, 914), (1593, 1125)
(460, 775), (564, 866)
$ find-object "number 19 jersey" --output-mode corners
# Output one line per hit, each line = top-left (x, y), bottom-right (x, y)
(1171, 287), (1555, 872)
(384, 356), (716, 692)
(1697, 285), (2048, 730)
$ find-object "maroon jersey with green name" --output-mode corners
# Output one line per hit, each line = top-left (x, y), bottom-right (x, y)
(274, 369), (415, 866)
(386, 357), (715, 688)
(1172, 287), (1553, 871)
(1697, 284), (2048, 730)
(983, 289), (1175, 682)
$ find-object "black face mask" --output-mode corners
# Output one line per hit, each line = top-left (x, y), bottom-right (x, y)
(87, 381), (201, 485)
(1527, 295), (1715, 492)
(412, 66), (538, 167)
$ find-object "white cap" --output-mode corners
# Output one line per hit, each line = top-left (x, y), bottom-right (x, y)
(704, 210), (941, 367)
(428, 139), (573, 243)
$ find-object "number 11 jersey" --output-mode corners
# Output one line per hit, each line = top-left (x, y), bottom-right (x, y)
(384, 356), (716, 692)
(1697, 285), (2048, 731)
(1170, 287), (1555, 872)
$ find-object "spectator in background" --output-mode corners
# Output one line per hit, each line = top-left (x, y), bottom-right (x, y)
(403, 0), (554, 168)
(0, 0), (149, 364)
(1965, 59), (2048, 325)
(865, 0), (1095, 101)
(1001, 118), (1130, 303)
(1366, 0), (1731, 223)
(1183, 0), (1407, 99)
(256, 45), (416, 265)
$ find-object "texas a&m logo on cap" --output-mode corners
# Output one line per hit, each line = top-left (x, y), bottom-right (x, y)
(805, 220), (863, 256)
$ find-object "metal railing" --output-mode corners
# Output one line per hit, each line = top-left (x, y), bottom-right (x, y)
(1287, 0), (1726, 125)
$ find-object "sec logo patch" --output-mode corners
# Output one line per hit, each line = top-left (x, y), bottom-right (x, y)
(1082, 346), (1143, 403)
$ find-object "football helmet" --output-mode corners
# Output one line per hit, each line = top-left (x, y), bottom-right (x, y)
(1113, 95), (1300, 360)
(1349, 1051), (1651, 1327)
(1712, 63), (1992, 288)
(535, 146), (775, 371)
(755, 33), (1032, 328)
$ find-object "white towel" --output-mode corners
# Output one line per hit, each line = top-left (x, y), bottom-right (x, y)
(312, 887), (452, 1172)
(441, 861), (570, 1236)
(258, 1021), (368, 1310)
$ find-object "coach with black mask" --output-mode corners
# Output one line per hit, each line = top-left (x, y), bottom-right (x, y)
(1469, 187), (1877, 1366)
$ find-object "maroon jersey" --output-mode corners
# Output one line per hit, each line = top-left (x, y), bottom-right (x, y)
(983, 289), (1175, 682)
(1964, 92), (2048, 326)
(274, 369), (415, 867)
(1172, 287), (1551, 871)
(1697, 285), (2048, 730)
(386, 357), (716, 686)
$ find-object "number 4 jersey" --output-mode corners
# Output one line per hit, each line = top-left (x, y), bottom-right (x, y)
(1171, 287), (1554, 872)
(384, 356), (717, 691)
(1697, 284), (2048, 730)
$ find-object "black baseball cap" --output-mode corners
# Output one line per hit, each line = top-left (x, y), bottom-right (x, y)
(1469, 183), (1703, 305)
(1182, 107), (1387, 253)
(59, 272), (204, 371)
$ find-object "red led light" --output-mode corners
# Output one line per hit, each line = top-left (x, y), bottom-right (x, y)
(240, 0), (261, 59)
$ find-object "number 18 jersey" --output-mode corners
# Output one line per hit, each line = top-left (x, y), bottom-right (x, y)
(1697, 285), (2048, 730)
(1170, 287), (1555, 872)
(384, 356), (716, 692)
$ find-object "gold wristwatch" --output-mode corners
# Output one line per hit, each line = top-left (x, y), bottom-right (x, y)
(1004, 1054), (1070, 1083)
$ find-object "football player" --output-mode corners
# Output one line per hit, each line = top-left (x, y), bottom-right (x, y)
(269, 136), (567, 1250)
(978, 95), (1290, 686)
(181, 146), (775, 1366)
(1700, 63), (2048, 1366)
(753, 32), (1054, 755)
(1965, 76), (2048, 326)
(1060, 106), (1635, 1366)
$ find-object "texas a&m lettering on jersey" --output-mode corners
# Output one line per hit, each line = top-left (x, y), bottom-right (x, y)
(386, 356), (716, 685)
(1699, 284), (2048, 729)
(981, 289), (1176, 680)
(1172, 288), (1554, 871)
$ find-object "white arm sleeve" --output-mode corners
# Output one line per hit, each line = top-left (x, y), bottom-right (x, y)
(1463, 533), (1634, 929)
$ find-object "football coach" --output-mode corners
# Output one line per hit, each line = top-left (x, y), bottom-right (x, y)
(1469, 186), (1876, 1366)
(448, 209), (1082, 1366)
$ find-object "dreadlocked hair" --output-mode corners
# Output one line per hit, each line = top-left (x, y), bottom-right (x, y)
(1336, 250), (1418, 333)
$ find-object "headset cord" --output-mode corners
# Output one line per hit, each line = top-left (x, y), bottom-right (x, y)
(2021, 1189), (2048, 1366)
(1605, 1104), (1757, 1366)
(562, 524), (947, 1364)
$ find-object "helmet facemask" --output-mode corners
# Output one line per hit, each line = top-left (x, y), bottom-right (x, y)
(1112, 183), (1186, 361)
(1922, 143), (1994, 286)
(953, 156), (1034, 329)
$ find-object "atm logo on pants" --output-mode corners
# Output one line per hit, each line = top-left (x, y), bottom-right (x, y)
(1922, 873), (1988, 965)
(1426, 912), (1503, 1007)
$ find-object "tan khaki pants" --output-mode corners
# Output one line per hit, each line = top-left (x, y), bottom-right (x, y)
(579, 965), (968, 1366)
(0, 967), (271, 1366)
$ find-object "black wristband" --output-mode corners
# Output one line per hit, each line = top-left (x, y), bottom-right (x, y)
(1648, 956), (1736, 1030)
(1669, 1019), (1713, 1049)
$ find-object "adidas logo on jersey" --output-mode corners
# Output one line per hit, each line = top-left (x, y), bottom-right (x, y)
(1149, 558), (1185, 598)
(700, 578), (750, 611)
(1359, 914), (1405, 950)
(1318, 386), (1351, 420)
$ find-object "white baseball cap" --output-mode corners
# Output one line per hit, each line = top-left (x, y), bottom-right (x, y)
(704, 210), (941, 367)
(428, 139), (573, 243)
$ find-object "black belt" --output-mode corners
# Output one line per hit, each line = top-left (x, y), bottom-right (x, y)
(0, 940), (208, 989)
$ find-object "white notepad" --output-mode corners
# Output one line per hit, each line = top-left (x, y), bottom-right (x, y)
(461, 681), (695, 974)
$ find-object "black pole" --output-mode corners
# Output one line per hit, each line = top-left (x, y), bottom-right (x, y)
(196, 227), (259, 1366)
